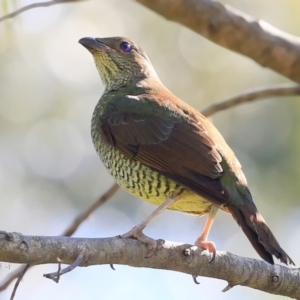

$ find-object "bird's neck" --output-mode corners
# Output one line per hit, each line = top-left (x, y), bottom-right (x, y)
(102, 60), (164, 93)
(103, 75), (169, 99)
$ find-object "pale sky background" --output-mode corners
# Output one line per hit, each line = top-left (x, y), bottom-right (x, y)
(0, 0), (300, 299)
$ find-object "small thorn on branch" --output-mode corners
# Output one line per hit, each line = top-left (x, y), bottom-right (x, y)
(222, 282), (234, 292)
(44, 254), (84, 283)
(192, 275), (200, 284)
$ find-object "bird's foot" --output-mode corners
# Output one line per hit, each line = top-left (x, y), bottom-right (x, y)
(120, 226), (158, 258)
(195, 237), (216, 262)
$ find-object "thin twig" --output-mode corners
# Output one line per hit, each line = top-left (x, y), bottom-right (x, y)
(44, 254), (84, 282)
(10, 264), (30, 300)
(201, 84), (300, 117)
(0, 268), (22, 292)
(0, 0), (83, 23)
(43, 260), (62, 283)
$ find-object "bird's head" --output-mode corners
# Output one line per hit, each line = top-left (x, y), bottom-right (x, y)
(79, 36), (160, 92)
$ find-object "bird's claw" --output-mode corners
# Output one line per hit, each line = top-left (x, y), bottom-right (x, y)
(195, 239), (216, 263)
(120, 227), (158, 258)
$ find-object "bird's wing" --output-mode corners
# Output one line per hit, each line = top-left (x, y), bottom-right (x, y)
(98, 93), (230, 205)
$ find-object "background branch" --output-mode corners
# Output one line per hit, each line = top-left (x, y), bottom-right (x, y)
(136, 0), (300, 83)
(202, 84), (300, 117)
(0, 233), (299, 298)
(62, 183), (119, 236)
(0, 0), (83, 23)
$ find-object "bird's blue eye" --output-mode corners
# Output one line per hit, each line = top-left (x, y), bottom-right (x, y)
(120, 42), (132, 53)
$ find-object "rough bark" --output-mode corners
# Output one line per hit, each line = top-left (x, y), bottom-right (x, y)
(0, 232), (299, 298)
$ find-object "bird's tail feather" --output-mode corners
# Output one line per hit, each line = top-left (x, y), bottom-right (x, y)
(228, 200), (294, 265)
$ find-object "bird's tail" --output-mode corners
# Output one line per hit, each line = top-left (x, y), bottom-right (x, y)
(227, 196), (294, 265)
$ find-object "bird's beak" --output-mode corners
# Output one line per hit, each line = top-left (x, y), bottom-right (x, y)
(78, 37), (107, 53)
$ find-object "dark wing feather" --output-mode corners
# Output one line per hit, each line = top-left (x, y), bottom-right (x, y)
(99, 94), (230, 205)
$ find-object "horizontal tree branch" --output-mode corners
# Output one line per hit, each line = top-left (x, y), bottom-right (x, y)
(0, 232), (299, 298)
(136, 0), (300, 83)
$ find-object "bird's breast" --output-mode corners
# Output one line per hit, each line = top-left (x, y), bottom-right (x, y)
(92, 134), (214, 216)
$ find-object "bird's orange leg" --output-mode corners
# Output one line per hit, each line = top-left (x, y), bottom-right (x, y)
(195, 204), (219, 262)
(121, 189), (183, 256)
